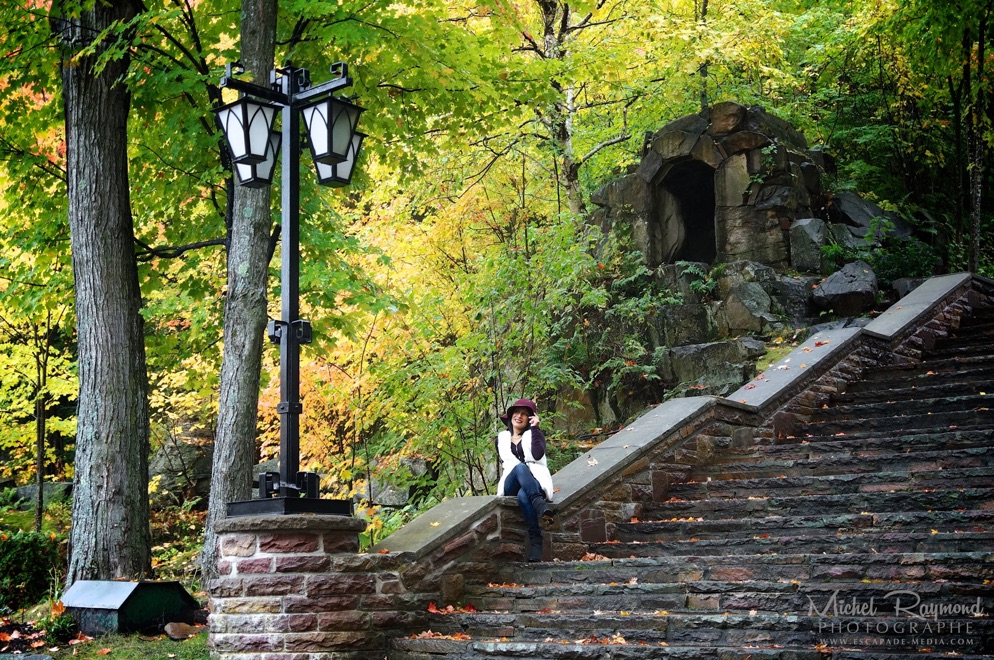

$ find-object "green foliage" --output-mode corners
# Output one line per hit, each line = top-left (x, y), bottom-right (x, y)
(0, 530), (64, 612)
(0, 488), (23, 511)
(36, 610), (77, 644)
(150, 499), (206, 593)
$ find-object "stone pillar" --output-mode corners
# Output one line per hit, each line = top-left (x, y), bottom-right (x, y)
(208, 514), (369, 659)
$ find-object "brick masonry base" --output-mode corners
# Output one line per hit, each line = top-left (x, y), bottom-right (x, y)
(209, 514), (379, 659)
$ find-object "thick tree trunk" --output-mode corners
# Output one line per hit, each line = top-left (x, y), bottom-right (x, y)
(55, 0), (151, 585)
(201, 0), (278, 582)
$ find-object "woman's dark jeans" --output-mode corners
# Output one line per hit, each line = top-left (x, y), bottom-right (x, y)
(503, 462), (545, 537)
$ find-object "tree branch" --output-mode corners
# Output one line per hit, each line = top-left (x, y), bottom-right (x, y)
(134, 236), (226, 260)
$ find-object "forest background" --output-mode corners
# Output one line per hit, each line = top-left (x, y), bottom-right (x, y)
(0, 0), (991, 601)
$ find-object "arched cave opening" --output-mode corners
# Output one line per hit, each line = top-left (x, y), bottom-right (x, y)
(657, 160), (717, 264)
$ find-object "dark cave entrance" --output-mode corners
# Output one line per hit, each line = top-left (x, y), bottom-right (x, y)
(657, 160), (717, 264)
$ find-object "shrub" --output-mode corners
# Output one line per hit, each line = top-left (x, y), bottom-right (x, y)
(0, 530), (64, 611)
(0, 488), (23, 510)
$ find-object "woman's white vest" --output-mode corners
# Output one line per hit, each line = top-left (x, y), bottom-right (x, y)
(496, 429), (554, 501)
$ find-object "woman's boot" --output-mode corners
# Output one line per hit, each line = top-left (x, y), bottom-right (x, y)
(530, 492), (556, 528)
(527, 532), (543, 562)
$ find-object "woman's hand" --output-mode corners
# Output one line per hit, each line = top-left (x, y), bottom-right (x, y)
(529, 414), (540, 427)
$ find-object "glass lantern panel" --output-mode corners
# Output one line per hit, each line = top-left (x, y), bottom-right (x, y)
(246, 102), (277, 162)
(217, 104), (247, 160)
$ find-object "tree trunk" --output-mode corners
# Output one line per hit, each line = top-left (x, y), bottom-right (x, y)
(698, 0), (710, 112)
(34, 394), (45, 534)
(201, 0), (278, 583)
(537, 0), (587, 215)
(55, 0), (151, 584)
(968, 7), (989, 273)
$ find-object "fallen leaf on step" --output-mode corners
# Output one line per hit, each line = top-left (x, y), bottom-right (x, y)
(580, 553), (610, 561)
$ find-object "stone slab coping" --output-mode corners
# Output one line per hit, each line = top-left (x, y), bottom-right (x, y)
(725, 327), (861, 412)
(370, 496), (498, 555)
(552, 396), (714, 509)
(863, 272), (972, 341)
(368, 272), (981, 559)
(215, 513), (367, 534)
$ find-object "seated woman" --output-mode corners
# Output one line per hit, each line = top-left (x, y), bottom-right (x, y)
(495, 398), (555, 561)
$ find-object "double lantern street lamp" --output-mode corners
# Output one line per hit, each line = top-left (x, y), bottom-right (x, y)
(215, 61), (363, 517)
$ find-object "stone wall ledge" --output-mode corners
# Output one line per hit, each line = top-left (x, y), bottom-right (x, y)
(215, 514), (368, 535)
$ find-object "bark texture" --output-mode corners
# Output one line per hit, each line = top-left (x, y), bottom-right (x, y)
(201, 0), (278, 582)
(55, 0), (151, 584)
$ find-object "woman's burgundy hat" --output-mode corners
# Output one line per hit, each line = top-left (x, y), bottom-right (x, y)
(500, 398), (537, 422)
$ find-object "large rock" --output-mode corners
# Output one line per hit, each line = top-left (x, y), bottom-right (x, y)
(149, 428), (213, 506)
(651, 303), (715, 347)
(359, 458), (437, 508)
(717, 282), (779, 335)
(767, 276), (820, 327)
(790, 217), (829, 273)
(827, 191), (913, 239)
(13, 482), (72, 509)
(655, 339), (758, 395)
(812, 260), (879, 316)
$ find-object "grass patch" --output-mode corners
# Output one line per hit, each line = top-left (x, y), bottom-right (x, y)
(63, 631), (208, 659)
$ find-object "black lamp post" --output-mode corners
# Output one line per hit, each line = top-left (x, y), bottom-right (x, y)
(216, 62), (363, 517)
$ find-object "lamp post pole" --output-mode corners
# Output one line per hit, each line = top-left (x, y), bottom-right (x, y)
(279, 69), (303, 500)
(216, 63), (362, 516)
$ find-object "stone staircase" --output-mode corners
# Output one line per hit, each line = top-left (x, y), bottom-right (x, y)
(390, 302), (994, 657)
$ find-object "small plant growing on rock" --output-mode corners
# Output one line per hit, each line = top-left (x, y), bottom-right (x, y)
(677, 261), (727, 302)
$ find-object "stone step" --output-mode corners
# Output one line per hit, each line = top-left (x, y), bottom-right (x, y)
(934, 337), (994, 355)
(481, 552), (994, 590)
(666, 467), (994, 500)
(458, 580), (994, 620)
(689, 446), (994, 481)
(847, 356), (994, 386)
(929, 339), (994, 359)
(392, 610), (994, 657)
(713, 428), (994, 464)
(392, 636), (994, 660)
(769, 426), (993, 450)
(947, 317), (994, 336)
(831, 380), (990, 405)
(641, 487), (994, 521)
(613, 509), (994, 544)
(809, 394), (994, 423)
(594, 530), (994, 559)
(391, 638), (829, 660)
(798, 408), (994, 437)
